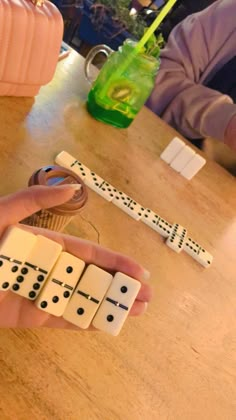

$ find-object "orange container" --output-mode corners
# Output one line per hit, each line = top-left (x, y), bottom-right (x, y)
(0, 0), (63, 97)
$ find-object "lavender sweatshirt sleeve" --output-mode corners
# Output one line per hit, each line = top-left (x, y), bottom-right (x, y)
(146, 0), (236, 141)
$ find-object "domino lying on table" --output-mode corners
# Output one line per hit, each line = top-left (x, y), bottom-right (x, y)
(55, 150), (213, 268)
(0, 226), (141, 336)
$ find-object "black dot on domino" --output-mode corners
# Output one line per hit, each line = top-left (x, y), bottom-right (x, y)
(2, 282), (9, 289)
(64, 291), (70, 298)
(11, 265), (18, 272)
(12, 283), (20, 291)
(37, 275), (44, 282)
(107, 314), (114, 322)
(66, 266), (73, 273)
(121, 286), (128, 293)
(0, 260), (3, 267)
(40, 301), (48, 309)
(52, 296), (59, 303)
(17, 276), (24, 283)
(21, 267), (28, 275)
(29, 291), (36, 299)
(33, 283), (40, 290)
(77, 307), (84, 315)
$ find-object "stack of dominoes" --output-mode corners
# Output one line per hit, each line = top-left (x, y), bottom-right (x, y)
(55, 151), (213, 268)
(0, 226), (141, 336)
(160, 137), (206, 180)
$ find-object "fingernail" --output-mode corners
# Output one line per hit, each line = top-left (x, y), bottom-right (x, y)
(141, 269), (150, 281)
(54, 184), (82, 191)
(143, 302), (148, 311)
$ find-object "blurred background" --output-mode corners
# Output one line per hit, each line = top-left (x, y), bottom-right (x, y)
(53, 0), (236, 175)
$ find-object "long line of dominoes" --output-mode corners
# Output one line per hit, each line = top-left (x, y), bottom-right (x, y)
(0, 226), (141, 336)
(55, 150), (213, 269)
(160, 137), (206, 179)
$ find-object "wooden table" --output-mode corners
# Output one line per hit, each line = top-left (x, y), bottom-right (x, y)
(0, 49), (235, 420)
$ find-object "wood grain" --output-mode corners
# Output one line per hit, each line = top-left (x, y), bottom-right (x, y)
(0, 49), (235, 420)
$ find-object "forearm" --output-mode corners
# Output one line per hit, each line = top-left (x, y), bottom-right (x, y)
(157, 80), (236, 140)
(147, 0), (236, 140)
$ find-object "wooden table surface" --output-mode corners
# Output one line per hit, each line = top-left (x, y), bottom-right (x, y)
(0, 49), (235, 420)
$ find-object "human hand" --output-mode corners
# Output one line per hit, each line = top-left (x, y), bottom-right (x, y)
(0, 185), (152, 329)
(224, 114), (236, 151)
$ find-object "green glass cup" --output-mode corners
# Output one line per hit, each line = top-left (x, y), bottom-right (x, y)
(84, 40), (160, 129)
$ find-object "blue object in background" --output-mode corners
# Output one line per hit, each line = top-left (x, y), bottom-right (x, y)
(76, 0), (135, 50)
(52, 0), (136, 51)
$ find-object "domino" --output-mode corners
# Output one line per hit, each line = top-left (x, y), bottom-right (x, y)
(154, 217), (173, 238)
(97, 181), (118, 202)
(166, 223), (188, 253)
(141, 209), (172, 237)
(11, 235), (62, 300)
(63, 264), (113, 329)
(170, 145), (196, 172)
(55, 151), (90, 180)
(160, 137), (185, 164)
(0, 227), (37, 291)
(141, 208), (161, 229)
(35, 252), (85, 316)
(184, 237), (213, 268)
(85, 172), (117, 202)
(180, 154), (206, 180)
(92, 272), (141, 336)
(112, 191), (145, 221)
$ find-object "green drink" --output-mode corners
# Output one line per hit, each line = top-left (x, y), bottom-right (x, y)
(86, 40), (160, 129)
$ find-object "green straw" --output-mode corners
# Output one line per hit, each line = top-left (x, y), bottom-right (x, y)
(99, 0), (177, 98)
(135, 0), (178, 53)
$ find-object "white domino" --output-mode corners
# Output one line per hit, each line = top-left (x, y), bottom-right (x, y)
(141, 209), (172, 237)
(154, 217), (173, 238)
(92, 272), (141, 336)
(170, 145), (196, 172)
(35, 252), (85, 316)
(63, 264), (113, 329)
(55, 151), (90, 180)
(141, 208), (161, 230)
(0, 227), (37, 291)
(112, 191), (145, 221)
(85, 172), (117, 202)
(11, 235), (62, 300)
(96, 181), (118, 201)
(166, 223), (188, 253)
(184, 237), (213, 268)
(180, 154), (206, 180)
(160, 137), (185, 164)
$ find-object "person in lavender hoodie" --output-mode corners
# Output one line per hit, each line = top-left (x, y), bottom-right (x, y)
(146, 0), (236, 152)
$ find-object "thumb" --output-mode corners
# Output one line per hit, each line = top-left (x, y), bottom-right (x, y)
(0, 185), (81, 227)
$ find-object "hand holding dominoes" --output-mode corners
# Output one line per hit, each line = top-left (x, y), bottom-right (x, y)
(0, 185), (151, 332)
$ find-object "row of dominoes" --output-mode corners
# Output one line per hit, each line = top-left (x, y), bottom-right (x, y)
(0, 226), (141, 336)
(55, 151), (213, 268)
(160, 137), (206, 180)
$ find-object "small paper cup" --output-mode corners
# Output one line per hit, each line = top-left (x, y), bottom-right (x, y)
(21, 165), (88, 231)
